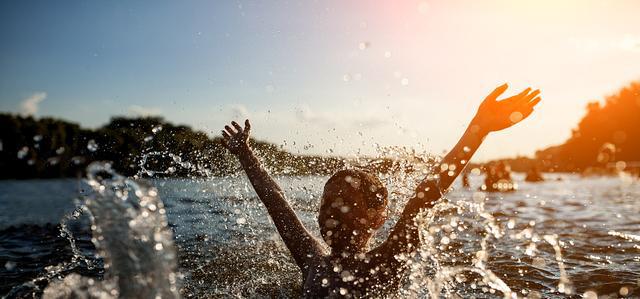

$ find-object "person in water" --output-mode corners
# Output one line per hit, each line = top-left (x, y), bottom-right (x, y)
(221, 83), (541, 297)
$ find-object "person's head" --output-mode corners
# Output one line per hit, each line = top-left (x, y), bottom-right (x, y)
(318, 169), (388, 253)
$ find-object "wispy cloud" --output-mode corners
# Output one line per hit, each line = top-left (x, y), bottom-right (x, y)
(229, 104), (250, 119)
(295, 104), (336, 127)
(128, 105), (162, 117)
(569, 35), (640, 53)
(19, 92), (47, 116)
(295, 104), (389, 129)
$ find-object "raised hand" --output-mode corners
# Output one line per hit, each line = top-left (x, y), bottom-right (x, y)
(471, 83), (542, 134)
(221, 119), (251, 155)
(220, 119), (326, 268)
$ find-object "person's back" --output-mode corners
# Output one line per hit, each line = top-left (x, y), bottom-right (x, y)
(219, 83), (541, 297)
(300, 169), (440, 297)
(303, 249), (404, 297)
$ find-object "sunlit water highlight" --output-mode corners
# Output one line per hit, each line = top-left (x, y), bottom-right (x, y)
(1, 166), (639, 298)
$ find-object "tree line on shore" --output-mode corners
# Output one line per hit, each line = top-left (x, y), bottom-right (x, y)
(0, 114), (405, 179)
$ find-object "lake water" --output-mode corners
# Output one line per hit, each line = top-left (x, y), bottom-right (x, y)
(1, 173), (639, 298)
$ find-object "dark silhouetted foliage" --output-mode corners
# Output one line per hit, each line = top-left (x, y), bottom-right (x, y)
(536, 81), (640, 172)
(0, 114), (351, 179)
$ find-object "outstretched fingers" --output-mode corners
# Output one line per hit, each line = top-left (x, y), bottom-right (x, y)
(517, 87), (532, 98)
(224, 125), (237, 136)
(522, 97), (542, 116)
(524, 89), (540, 102)
(513, 89), (540, 108)
(231, 121), (243, 134)
(244, 119), (251, 135)
(528, 96), (542, 108)
(485, 83), (509, 102)
(221, 120), (252, 152)
(502, 87), (532, 105)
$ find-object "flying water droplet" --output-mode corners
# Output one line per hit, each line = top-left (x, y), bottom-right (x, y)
(17, 146), (29, 159)
(583, 290), (597, 299)
(619, 286), (629, 296)
(87, 140), (98, 152)
(4, 261), (16, 271)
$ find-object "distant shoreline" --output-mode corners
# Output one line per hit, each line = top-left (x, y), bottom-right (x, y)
(3, 80), (639, 180)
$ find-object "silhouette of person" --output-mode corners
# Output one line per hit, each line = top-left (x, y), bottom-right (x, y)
(221, 83), (541, 297)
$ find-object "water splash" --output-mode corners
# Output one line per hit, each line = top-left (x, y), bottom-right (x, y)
(543, 234), (573, 295)
(342, 146), (579, 298)
(3, 144), (598, 298)
(137, 151), (214, 178)
(398, 200), (514, 298)
(4, 207), (94, 298)
(6, 162), (181, 298)
(86, 140), (98, 152)
(59, 206), (95, 270)
(74, 162), (179, 297)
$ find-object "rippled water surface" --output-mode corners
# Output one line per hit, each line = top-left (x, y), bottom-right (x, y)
(1, 173), (639, 298)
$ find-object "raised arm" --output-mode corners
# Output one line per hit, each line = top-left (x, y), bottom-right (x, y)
(376, 84), (542, 256)
(436, 83), (541, 191)
(221, 120), (325, 272)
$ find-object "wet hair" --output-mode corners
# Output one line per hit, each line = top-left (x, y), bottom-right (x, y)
(318, 169), (388, 235)
(322, 169), (387, 208)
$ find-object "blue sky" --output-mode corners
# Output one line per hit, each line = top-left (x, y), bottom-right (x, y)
(1, 0), (639, 160)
